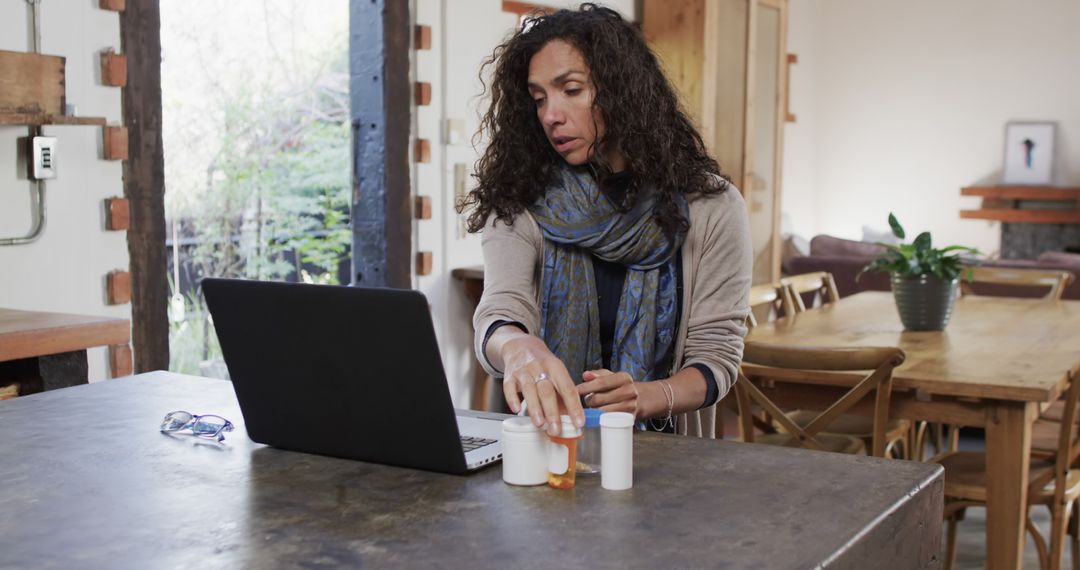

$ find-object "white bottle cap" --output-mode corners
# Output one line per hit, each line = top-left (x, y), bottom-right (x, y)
(557, 415), (582, 438)
(600, 412), (635, 428)
(502, 417), (541, 433)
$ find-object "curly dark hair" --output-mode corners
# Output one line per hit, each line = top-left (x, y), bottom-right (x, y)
(459, 3), (728, 236)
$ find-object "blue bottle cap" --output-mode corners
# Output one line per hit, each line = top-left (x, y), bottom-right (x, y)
(584, 408), (603, 428)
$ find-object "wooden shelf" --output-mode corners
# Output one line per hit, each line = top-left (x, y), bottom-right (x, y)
(961, 186), (1080, 200)
(960, 185), (1080, 224)
(960, 209), (1080, 224)
(0, 113), (107, 126)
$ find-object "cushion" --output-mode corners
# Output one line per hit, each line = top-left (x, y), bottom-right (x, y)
(1037, 250), (1080, 269)
(809, 235), (886, 258)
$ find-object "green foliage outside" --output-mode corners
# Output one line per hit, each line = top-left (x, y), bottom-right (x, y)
(162, 1), (350, 375)
(859, 213), (981, 281)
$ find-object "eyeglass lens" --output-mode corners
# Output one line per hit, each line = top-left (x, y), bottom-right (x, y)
(160, 411), (194, 432)
(191, 415), (227, 437)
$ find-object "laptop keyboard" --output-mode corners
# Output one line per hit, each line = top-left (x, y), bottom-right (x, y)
(460, 435), (496, 453)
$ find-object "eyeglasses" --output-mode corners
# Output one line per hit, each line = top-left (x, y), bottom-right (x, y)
(160, 411), (235, 442)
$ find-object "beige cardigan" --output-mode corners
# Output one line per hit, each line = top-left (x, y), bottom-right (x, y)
(472, 186), (752, 438)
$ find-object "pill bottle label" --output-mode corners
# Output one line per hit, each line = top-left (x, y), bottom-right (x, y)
(548, 442), (569, 474)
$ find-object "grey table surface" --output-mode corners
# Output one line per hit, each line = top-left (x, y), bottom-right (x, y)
(0, 371), (943, 569)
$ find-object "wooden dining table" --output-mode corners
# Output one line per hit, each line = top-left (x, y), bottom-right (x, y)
(745, 291), (1080, 569)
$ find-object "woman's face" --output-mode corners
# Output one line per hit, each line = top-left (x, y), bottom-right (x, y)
(527, 39), (624, 171)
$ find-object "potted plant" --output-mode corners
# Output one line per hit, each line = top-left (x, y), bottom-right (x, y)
(859, 213), (980, 331)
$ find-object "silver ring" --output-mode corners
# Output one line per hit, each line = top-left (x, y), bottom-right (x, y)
(583, 393), (595, 406)
(534, 372), (550, 385)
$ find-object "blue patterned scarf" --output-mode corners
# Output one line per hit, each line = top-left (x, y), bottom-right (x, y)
(528, 165), (687, 385)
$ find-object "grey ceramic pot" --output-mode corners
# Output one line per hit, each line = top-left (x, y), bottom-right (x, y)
(891, 274), (959, 331)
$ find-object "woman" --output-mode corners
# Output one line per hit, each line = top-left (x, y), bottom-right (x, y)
(460, 3), (751, 438)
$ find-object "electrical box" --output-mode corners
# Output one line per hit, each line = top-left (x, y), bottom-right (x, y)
(30, 136), (57, 180)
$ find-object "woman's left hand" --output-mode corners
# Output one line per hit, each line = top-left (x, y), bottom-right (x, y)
(577, 369), (660, 420)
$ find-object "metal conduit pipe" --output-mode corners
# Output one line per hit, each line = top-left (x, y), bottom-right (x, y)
(0, 179), (47, 246)
(1, 2), (48, 246)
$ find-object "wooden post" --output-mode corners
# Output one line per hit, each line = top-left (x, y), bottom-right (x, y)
(351, 0), (411, 288)
(120, 0), (169, 372)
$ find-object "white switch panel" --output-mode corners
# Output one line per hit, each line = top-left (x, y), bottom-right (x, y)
(30, 136), (57, 180)
(445, 118), (466, 145)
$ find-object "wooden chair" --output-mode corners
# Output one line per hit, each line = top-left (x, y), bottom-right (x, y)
(778, 271), (913, 459)
(717, 282), (797, 440)
(780, 271), (840, 312)
(933, 377), (1080, 570)
(960, 266), (1075, 301)
(746, 282), (795, 329)
(734, 342), (906, 457)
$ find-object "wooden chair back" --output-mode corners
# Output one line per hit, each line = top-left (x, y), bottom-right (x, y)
(1029, 375), (1080, 503)
(747, 282), (795, 328)
(735, 342), (906, 457)
(781, 271), (840, 313)
(960, 266), (1074, 301)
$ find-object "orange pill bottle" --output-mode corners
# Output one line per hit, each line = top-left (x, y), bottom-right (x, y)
(547, 415), (584, 489)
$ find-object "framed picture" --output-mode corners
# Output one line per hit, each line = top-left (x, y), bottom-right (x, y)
(1002, 121), (1055, 185)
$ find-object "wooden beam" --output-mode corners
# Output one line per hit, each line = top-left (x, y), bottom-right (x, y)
(961, 186), (1080, 201)
(415, 25), (432, 50)
(415, 196), (432, 220)
(104, 197), (130, 230)
(415, 82), (432, 106)
(415, 138), (431, 163)
(109, 344), (133, 378)
(0, 114), (105, 126)
(101, 49), (127, 87)
(960, 209), (1080, 224)
(502, 1), (555, 16)
(0, 50), (65, 115)
(120, 0), (169, 372)
(103, 126), (128, 160)
(416, 251), (433, 276)
(106, 270), (132, 305)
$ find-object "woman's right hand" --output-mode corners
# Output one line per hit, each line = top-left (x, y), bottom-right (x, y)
(496, 330), (584, 436)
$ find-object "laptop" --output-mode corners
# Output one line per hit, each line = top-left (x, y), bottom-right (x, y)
(202, 278), (508, 474)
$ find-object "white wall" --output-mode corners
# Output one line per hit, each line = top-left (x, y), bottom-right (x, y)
(0, 3), (127, 381)
(414, 0), (635, 406)
(782, 0), (1080, 256)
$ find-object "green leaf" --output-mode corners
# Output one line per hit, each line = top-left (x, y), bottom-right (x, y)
(939, 245), (981, 255)
(888, 213), (906, 240)
(913, 232), (932, 253)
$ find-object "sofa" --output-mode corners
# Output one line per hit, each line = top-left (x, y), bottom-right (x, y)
(785, 235), (1080, 300)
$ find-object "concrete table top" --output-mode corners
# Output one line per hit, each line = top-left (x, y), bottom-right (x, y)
(0, 372), (943, 569)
